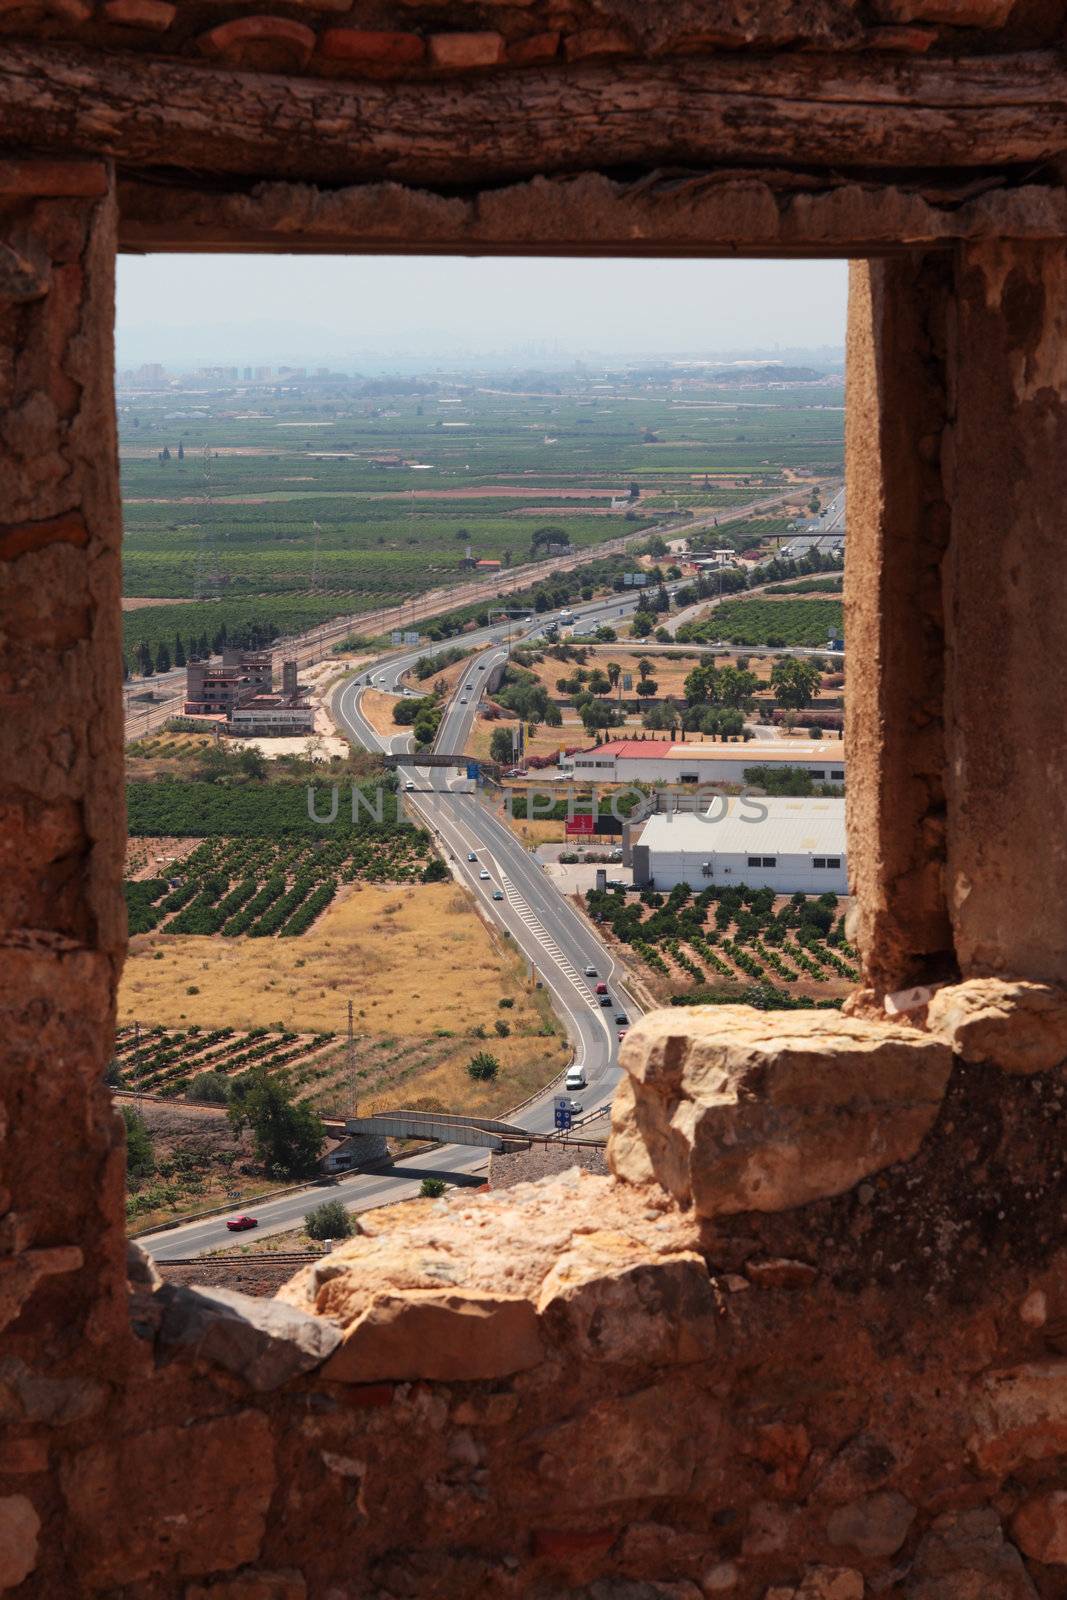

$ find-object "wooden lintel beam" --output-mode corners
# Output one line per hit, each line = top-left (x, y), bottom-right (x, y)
(2, 42), (1066, 189)
(115, 173), (1067, 259)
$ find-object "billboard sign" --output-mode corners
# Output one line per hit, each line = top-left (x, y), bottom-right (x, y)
(566, 813), (596, 836)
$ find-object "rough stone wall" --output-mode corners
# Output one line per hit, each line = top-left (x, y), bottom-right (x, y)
(0, 157), (131, 1498)
(6, 999), (1067, 1597)
(845, 256), (954, 995)
(0, 20), (1066, 1597)
(943, 242), (1067, 985)
(0, 0), (1058, 84)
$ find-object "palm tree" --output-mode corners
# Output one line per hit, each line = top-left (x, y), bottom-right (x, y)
(607, 660), (622, 698)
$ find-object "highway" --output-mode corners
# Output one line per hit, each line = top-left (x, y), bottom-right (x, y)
(123, 484), (810, 741)
(142, 590), (647, 1260)
(139, 495), (843, 1259)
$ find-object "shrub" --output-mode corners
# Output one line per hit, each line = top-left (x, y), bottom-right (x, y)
(494, 1019), (511, 1037)
(467, 1051), (500, 1082)
(420, 1177), (447, 1198)
(122, 1106), (155, 1181)
(186, 1072), (231, 1105)
(305, 1199), (354, 1241)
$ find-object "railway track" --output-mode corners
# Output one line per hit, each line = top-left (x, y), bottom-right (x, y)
(163, 1252), (322, 1267)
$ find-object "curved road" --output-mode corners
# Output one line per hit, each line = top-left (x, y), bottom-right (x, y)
(143, 593), (646, 1259)
(142, 530), (846, 1258)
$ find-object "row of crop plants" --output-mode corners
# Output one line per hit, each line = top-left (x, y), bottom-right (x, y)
(584, 881), (859, 1004)
(124, 831), (437, 937)
(113, 1024), (338, 1097)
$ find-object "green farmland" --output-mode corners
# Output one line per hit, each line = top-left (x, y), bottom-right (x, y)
(679, 596), (844, 647)
(119, 375), (844, 666)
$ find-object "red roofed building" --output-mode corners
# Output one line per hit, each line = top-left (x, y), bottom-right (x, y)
(561, 738), (845, 785)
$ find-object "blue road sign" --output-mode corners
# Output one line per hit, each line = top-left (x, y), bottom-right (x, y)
(554, 1106), (573, 1131)
(466, 761), (480, 781)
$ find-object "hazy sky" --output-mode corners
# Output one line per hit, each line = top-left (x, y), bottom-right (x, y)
(117, 254), (847, 368)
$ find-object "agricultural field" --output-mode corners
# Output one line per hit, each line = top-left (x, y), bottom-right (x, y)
(118, 881), (570, 1113)
(764, 575), (844, 595)
(113, 1024), (340, 1099)
(583, 880), (858, 1007)
(679, 596), (844, 647)
(123, 833), (439, 939)
(118, 373), (844, 668)
(126, 777), (410, 837)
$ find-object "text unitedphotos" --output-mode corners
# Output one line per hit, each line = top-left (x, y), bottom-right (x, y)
(306, 784), (772, 827)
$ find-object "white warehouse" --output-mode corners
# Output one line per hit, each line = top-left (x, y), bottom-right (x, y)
(563, 738), (845, 786)
(632, 796), (848, 895)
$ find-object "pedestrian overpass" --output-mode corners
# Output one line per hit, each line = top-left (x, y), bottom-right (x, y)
(345, 1109), (531, 1152)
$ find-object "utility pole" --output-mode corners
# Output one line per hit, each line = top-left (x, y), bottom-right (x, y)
(133, 1020), (143, 1115)
(347, 999), (357, 1118)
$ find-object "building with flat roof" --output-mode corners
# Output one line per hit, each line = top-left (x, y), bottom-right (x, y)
(632, 796), (847, 894)
(184, 648), (274, 715)
(563, 738), (846, 787)
(228, 696), (314, 737)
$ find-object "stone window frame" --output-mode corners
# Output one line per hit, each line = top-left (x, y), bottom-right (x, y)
(3, 156), (1065, 1478)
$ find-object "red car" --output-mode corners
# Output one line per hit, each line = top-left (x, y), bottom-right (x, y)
(595, 982), (608, 994)
(226, 1215), (258, 1233)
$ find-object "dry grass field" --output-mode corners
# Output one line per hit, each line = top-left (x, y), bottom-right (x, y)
(121, 881), (539, 1034)
(358, 688), (406, 739)
(119, 881), (569, 1114)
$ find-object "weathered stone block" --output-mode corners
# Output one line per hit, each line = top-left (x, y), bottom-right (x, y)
(878, 0), (1015, 24)
(0, 1495), (39, 1590)
(319, 28), (425, 68)
(968, 1361), (1067, 1472)
(102, 0), (174, 29)
(1012, 1490), (1067, 1566)
(0, 0), (89, 21)
(564, 26), (634, 59)
(198, 17), (316, 71)
(155, 1281), (342, 1391)
(322, 1287), (542, 1382)
(507, 30), (560, 63)
(61, 1411), (275, 1585)
(909, 1508), (1038, 1599)
(609, 1007), (951, 1216)
(926, 978), (1067, 1073)
(428, 31), (505, 68)
(825, 1490), (915, 1557)
(538, 1247), (717, 1366)
(795, 1571), (865, 1600)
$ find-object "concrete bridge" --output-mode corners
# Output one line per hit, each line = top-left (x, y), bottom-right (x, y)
(345, 1110), (532, 1152)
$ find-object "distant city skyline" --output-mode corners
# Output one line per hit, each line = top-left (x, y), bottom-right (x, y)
(117, 254), (847, 370)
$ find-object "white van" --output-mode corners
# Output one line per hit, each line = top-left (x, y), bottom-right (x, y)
(565, 1066), (586, 1091)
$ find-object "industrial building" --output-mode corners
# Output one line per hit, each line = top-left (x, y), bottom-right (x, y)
(183, 651), (314, 736)
(228, 697), (315, 737)
(562, 738), (846, 786)
(183, 648), (272, 715)
(632, 796), (848, 894)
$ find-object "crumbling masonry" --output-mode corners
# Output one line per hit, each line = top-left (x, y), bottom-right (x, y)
(1, 2), (1066, 1595)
